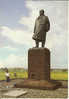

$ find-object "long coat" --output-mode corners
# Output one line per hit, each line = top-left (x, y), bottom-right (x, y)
(32, 15), (50, 42)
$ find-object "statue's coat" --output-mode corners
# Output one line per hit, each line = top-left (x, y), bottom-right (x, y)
(32, 15), (50, 42)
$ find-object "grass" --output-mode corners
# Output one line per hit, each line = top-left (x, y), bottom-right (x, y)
(51, 71), (68, 80)
(0, 70), (28, 80)
(0, 69), (68, 81)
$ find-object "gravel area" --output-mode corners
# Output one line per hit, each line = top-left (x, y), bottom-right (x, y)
(0, 79), (68, 98)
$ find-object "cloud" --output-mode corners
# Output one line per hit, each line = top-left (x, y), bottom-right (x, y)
(0, 61), (4, 68)
(0, 54), (28, 68)
(19, 0), (68, 68)
(3, 46), (17, 51)
(0, 26), (34, 47)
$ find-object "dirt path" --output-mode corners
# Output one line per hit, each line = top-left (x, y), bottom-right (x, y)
(0, 79), (68, 98)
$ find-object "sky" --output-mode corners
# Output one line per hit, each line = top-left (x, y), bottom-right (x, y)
(0, 0), (68, 69)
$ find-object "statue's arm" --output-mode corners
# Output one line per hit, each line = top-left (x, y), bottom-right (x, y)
(34, 24), (36, 33)
(46, 16), (50, 32)
(33, 19), (37, 33)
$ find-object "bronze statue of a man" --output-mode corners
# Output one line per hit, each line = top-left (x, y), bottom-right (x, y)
(32, 9), (50, 47)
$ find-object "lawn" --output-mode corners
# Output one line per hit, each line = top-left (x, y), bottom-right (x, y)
(0, 70), (28, 80)
(51, 71), (68, 80)
(0, 69), (68, 81)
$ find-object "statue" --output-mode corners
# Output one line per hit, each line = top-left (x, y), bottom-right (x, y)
(32, 9), (50, 47)
(15, 10), (61, 90)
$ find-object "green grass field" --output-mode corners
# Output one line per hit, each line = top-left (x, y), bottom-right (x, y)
(51, 71), (68, 80)
(0, 69), (68, 81)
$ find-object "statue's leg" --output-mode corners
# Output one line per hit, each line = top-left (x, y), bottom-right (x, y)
(42, 40), (45, 47)
(42, 35), (46, 47)
(35, 40), (39, 47)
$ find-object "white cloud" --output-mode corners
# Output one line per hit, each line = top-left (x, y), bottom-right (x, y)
(0, 61), (4, 68)
(23, 1), (68, 68)
(0, 54), (27, 69)
(3, 46), (17, 51)
(0, 26), (33, 46)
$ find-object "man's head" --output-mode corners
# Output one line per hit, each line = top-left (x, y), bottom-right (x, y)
(39, 9), (44, 16)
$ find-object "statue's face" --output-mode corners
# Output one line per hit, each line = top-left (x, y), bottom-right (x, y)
(39, 10), (44, 16)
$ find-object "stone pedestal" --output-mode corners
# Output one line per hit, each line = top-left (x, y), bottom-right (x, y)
(28, 48), (50, 80)
(15, 48), (61, 90)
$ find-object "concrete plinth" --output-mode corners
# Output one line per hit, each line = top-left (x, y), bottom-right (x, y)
(28, 48), (50, 80)
(15, 79), (61, 90)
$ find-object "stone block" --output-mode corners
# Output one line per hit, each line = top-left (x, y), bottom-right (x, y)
(28, 48), (50, 80)
(3, 89), (27, 98)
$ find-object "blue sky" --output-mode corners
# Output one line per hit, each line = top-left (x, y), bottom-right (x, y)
(0, 0), (68, 69)
(0, 0), (30, 28)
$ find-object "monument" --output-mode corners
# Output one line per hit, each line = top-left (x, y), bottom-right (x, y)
(16, 9), (61, 90)
(28, 9), (50, 81)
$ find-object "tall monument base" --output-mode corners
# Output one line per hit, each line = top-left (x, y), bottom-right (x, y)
(15, 48), (61, 90)
(28, 48), (50, 80)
